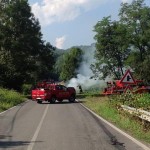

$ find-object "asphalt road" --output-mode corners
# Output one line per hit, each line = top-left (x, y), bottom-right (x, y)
(0, 100), (149, 150)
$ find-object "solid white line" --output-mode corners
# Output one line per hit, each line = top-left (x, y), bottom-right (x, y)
(27, 104), (49, 150)
(79, 101), (150, 150)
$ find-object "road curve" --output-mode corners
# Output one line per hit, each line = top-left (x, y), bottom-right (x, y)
(0, 100), (149, 150)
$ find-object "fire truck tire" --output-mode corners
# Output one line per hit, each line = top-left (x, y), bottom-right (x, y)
(69, 95), (75, 103)
(50, 96), (56, 103)
(37, 100), (42, 104)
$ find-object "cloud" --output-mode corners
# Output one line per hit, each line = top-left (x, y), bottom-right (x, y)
(31, 0), (133, 26)
(55, 35), (66, 49)
(31, 0), (106, 26)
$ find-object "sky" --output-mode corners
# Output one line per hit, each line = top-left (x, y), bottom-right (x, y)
(28, 0), (150, 49)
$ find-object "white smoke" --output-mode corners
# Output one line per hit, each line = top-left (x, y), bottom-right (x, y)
(67, 44), (106, 92)
(67, 74), (105, 93)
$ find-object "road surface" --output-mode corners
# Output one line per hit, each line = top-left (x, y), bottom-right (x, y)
(0, 100), (149, 150)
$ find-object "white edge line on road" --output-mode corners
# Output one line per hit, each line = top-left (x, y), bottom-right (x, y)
(27, 104), (49, 150)
(78, 100), (150, 150)
(0, 100), (30, 115)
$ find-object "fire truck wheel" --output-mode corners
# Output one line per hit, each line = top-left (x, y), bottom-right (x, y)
(37, 100), (42, 104)
(50, 96), (56, 103)
(69, 95), (75, 103)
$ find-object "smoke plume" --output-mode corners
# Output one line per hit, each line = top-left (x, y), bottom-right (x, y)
(67, 44), (106, 92)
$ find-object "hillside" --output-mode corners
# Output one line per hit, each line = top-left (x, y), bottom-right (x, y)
(55, 43), (96, 58)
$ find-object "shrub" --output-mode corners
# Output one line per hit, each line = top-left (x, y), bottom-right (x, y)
(22, 84), (32, 95)
(108, 93), (150, 111)
(0, 88), (25, 112)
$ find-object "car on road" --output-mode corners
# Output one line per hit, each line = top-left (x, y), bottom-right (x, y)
(31, 81), (76, 104)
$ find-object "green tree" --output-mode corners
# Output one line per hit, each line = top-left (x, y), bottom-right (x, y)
(119, 0), (150, 81)
(59, 47), (83, 81)
(36, 42), (55, 80)
(54, 54), (64, 80)
(0, 0), (55, 89)
(92, 16), (130, 79)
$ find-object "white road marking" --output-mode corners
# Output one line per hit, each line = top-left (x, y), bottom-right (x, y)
(27, 104), (49, 150)
(79, 101), (150, 150)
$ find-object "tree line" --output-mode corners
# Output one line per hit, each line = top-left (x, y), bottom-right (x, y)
(0, 0), (83, 90)
(1, 0), (150, 91)
(0, 0), (56, 90)
(92, 0), (150, 83)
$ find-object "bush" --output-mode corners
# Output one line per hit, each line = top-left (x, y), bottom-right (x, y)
(108, 93), (150, 111)
(22, 84), (32, 95)
(0, 88), (25, 112)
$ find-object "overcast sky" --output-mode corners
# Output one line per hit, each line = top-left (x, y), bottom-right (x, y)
(29, 0), (150, 49)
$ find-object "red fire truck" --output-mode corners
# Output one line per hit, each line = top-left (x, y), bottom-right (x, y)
(103, 69), (150, 95)
(103, 79), (150, 95)
(31, 81), (76, 104)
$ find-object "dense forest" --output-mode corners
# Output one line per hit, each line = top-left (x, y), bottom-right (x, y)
(0, 0), (56, 90)
(0, 0), (150, 91)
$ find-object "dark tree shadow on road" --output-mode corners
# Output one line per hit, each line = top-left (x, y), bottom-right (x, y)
(0, 140), (42, 149)
(0, 101), (31, 149)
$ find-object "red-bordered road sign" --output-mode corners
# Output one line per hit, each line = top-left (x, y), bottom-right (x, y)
(124, 85), (133, 93)
(120, 69), (136, 84)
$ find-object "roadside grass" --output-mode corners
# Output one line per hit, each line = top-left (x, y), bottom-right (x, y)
(0, 88), (25, 112)
(82, 94), (150, 144)
(76, 90), (101, 99)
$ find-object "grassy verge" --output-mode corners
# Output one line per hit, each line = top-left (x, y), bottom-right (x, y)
(0, 88), (26, 112)
(81, 94), (150, 144)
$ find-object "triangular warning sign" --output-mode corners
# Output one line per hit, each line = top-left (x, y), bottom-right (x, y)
(120, 70), (136, 84)
(124, 85), (133, 93)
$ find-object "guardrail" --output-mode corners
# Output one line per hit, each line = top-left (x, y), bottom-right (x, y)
(121, 105), (150, 122)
